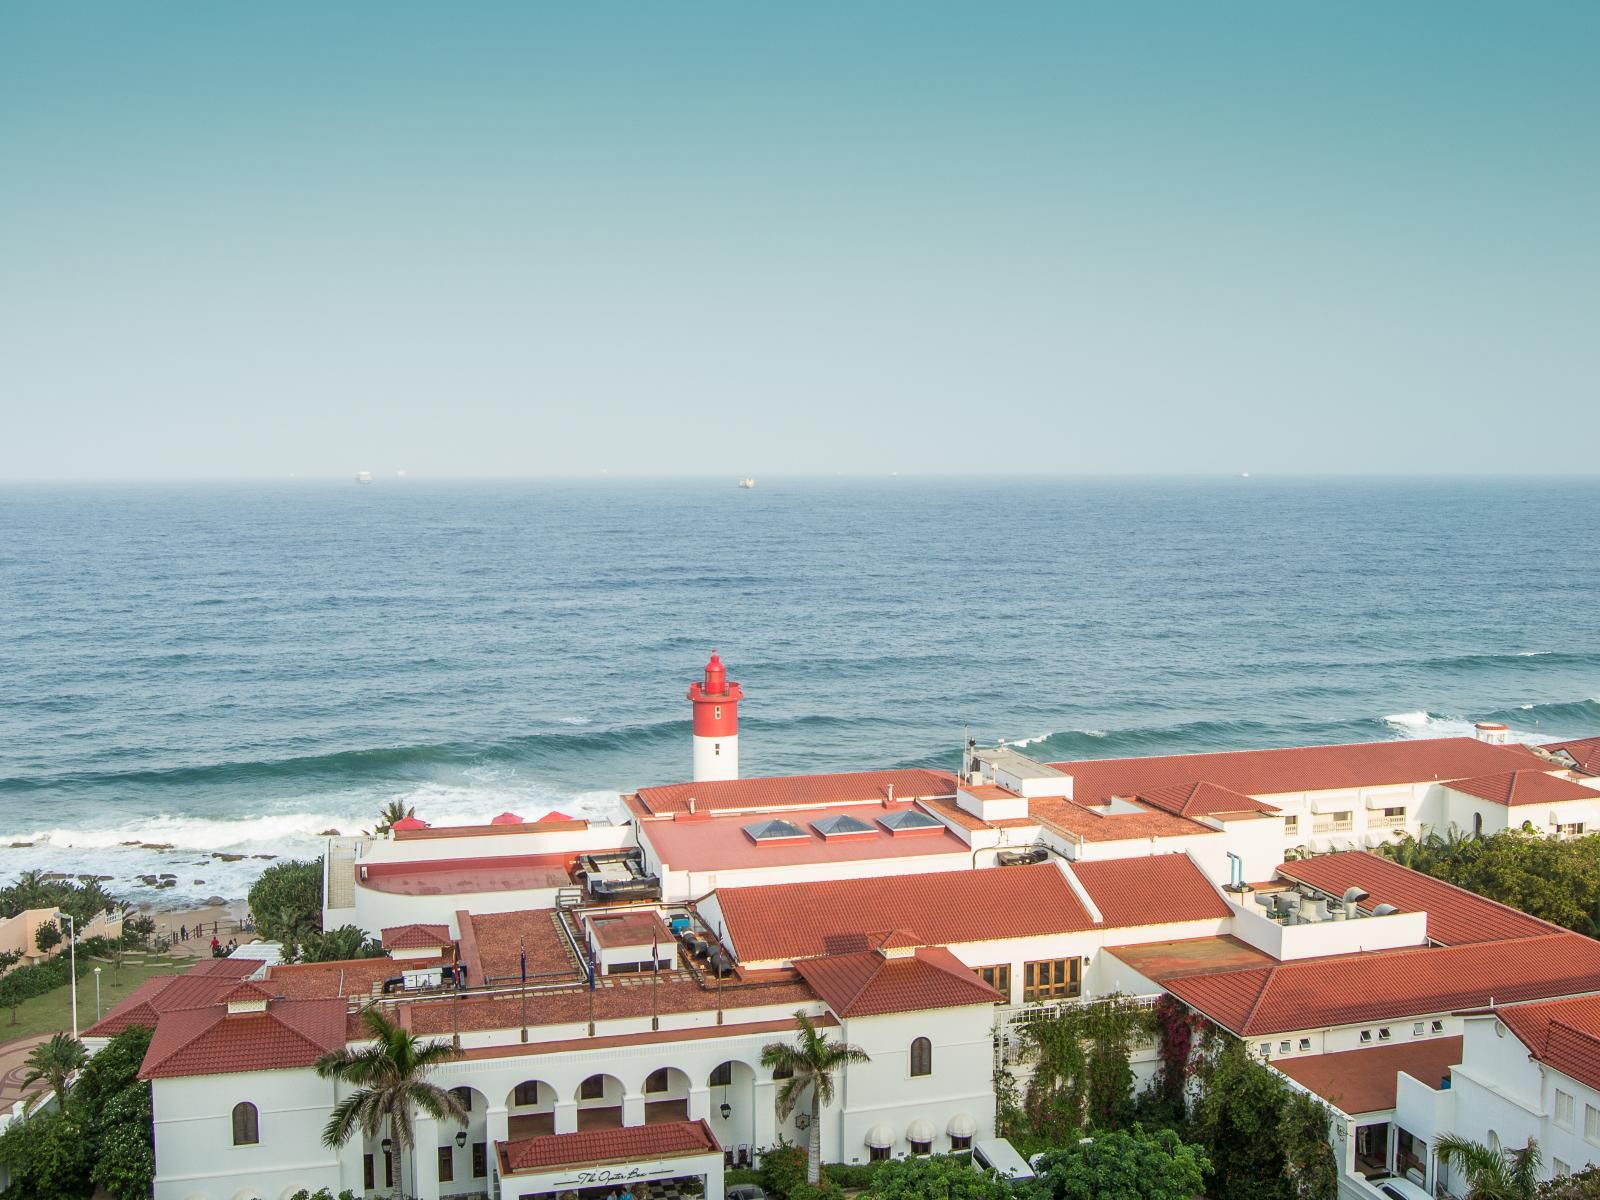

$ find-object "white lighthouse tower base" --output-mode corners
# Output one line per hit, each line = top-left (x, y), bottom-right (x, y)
(693, 733), (738, 782)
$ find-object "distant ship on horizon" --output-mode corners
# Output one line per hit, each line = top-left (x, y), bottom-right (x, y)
(355, 471), (373, 484)
(738, 477), (755, 489)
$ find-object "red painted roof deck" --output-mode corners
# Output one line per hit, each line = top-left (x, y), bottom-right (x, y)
(1030, 796), (1216, 842)
(499, 1118), (719, 1175)
(262, 956), (445, 1001)
(1275, 851), (1562, 946)
(1050, 736), (1542, 803)
(640, 802), (971, 871)
(358, 853), (573, 895)
(461, 909), (581, 983)
(588, 911), (673, 949)
(393, 816), (589, 839)
(1276, 1037), (1463, 1115)
(632, 768), (957, 816)
(1444, 769), (1600, 807)
(1106, 936), (1279, 984)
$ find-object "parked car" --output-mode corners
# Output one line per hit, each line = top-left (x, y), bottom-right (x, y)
(727, 1185), (768, 1200)
(1374, 1175), (1432, 1200)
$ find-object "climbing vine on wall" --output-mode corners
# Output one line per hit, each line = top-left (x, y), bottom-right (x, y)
(1016, 994), (1156, 1141)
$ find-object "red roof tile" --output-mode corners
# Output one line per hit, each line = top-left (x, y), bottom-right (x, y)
(717, 863), (1095, 962)
(1162, 933), (1600, 1036)
(86, 960), (260, 1037)
(794, 947), (1003, 1017)
(1071, 855), (1231, 927)
(140, 997), (347, 1079)
(499, 1119), (719, 1174)
(382, 923), (455, 950)
(1497, 995), (1600, 1092)
(260, 957), (428, 1001)
(1547, 737), (1600, 776)
(1275, 852), (1560, 946)
(1051, 737), (1542, 803)
(1275, 1037), (1462, 1115)
(1138, 781), (1279, 819)
(1444, 769), (1600, 807)
(633, 769), (957, 816)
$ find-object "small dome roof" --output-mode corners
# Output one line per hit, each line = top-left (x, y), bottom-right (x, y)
(490, 812), (523, 825)
(390, 816), (428, 831)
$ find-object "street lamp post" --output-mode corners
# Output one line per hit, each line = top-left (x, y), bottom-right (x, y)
(94, 966), (103, 1022)
(61, 914), (77, 1041)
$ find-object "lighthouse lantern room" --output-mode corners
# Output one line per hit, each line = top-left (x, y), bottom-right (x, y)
(687, 650), (742, 782)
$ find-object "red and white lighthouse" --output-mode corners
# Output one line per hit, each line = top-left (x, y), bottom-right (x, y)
(687, 650), (742, 782)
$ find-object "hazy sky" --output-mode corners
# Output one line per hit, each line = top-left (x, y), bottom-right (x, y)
(2, 2), (1596, 480)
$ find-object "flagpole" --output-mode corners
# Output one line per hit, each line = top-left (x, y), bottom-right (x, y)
(651, 923), (660, 1032)
(519, 936), (528, 1044)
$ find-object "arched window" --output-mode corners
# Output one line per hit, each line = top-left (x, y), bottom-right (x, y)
(645, 1068), (670, 1093)
(232, 1101), (259, 1146)
(909, 1037), (932, 1077)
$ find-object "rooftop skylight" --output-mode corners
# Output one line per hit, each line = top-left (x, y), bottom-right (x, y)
(743, 818), (810, 844)
(811, 814), (876, 839)
(877, 809), (943, 834)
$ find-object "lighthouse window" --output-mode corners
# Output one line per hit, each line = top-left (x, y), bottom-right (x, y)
(714, 706), (722, 720)
(715, 743), (721, 756)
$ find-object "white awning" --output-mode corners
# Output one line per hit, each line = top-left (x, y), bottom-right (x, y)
(1365, 795), (1407, 811)
(907, 1118), (935, 1143)
(1310, 795), (1357, 814)
(947, 1113), (978, 1138)
(865, 1123), (896, 1149)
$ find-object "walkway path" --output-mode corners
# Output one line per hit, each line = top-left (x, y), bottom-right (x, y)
(0, 1033), (49, 1113)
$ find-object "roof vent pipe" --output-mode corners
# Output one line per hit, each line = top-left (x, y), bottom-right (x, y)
(688, 797), (696, 813)
(887, 783), (895, 806)
(1342, 886), (1371, 910)
(1372, 902), (1399, 917)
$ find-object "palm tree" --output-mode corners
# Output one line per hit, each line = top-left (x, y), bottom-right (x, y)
(1436, 1134), (1542, 1200)
(315, 1006), (467, 1196)
(373, 801), (416, 835)
(20, 1032), (87, 1113)
(761, 1010), (871, 1185)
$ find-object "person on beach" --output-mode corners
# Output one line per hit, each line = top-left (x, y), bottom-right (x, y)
(179, 924), (186, 941)
(210, 935), (221, 956)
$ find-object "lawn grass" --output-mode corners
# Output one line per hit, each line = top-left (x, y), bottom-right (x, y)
(0, 950), (192, 1043)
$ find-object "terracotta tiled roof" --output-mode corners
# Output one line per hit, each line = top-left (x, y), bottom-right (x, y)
(1162, 933), (1600, 1036)
(499, 1119), (719, 1174)
(717, 863), (1095, 962)
(1546, 737), (1600, 776)
(86, 960), (260, 1037)
(1107, 935), (1279, 982)
(588, 911), (672, 949)
(1072, 855), (1231, 927)
(1275, 852), (1560, 946)
(1444, 769), (1600, 807)
(633, 769), (957, 816)
(1138, 781), (1279, 819)
(1030, 797), (1217, 842)
(794, 946), (1003, 1017)
(1050, 737), (1542, 803)
(1275, 1037), (1462, 1115)
(382, 923), (455, 950)
(1496, 995), (1600, 1092)
(140, 997), (347, 1079)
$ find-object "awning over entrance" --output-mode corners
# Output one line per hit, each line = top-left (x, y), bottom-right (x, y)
(497, 1119), (725, 1199)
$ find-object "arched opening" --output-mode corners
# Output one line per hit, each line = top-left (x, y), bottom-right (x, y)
(231, 1101), (259, 1146)
(643, 1066), (692, 1124)
(506, 1079), (556, 1139)
(575, 1073), (625, 1130)
(708, 1060), (758, 1167)
(440, 1085), (490, 1188)
(910, 1036), (932, 1077)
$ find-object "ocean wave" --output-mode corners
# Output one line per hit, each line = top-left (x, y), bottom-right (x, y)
(1380, 710), (1553, 745)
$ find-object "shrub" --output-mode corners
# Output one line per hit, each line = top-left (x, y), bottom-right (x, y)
(248, 859), (323, 943)
(760, 1142), (809, 1197)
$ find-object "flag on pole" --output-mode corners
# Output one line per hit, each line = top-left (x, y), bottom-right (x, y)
(519, 937), (527, 984)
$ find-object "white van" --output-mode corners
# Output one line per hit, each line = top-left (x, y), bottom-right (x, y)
(972, 1138), (1036, 1182)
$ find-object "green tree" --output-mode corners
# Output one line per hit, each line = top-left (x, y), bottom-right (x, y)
(1016, 996), (1151, 1142)
(1029, 1126), (1209, 1200)
(761, 1011), (872, 1185)
(91, 1084), (155, 1200)
(0, 1108), (95, 1199)
(34, 921), (63, 953)
(315, 1006), (467, 1197)
(1281, 1088), (1339, 1200)
(20, 1032), (87, 1113)
(1437, 1134), (1542, 1200)
(248, 858), (324, 944)
(373, 800), (416, 834)
(1190, 1039), (1295, 1200)
(1539, 1166), (1600, 1200)
(300, 924), (386, 962)
(863, 1154), (1013, 1200)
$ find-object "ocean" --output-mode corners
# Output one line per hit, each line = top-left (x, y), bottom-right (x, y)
(2, 477), (1598, 906)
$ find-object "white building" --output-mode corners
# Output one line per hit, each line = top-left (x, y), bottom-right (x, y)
(92, 656), (1600, 1200)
